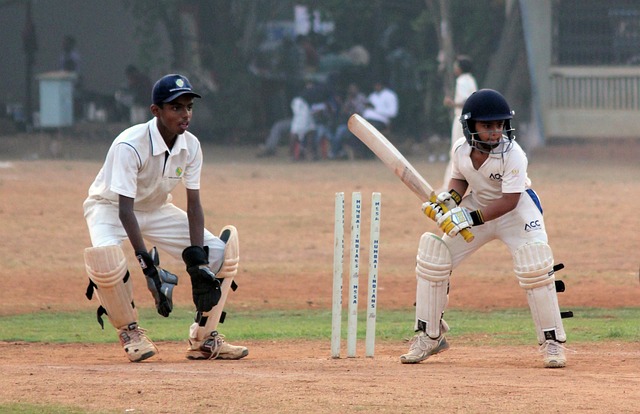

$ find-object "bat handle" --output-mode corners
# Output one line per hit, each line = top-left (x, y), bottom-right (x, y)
(436, 199), (475, 243)
(460, 228), (475, 242)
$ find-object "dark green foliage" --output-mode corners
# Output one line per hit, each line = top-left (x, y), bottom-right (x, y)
(123, 0), (507, 141)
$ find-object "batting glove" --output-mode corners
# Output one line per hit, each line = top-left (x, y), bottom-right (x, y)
(437, 206), (485, 237)
(422, 189), (462, 222)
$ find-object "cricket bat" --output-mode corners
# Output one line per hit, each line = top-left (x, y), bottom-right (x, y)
(347, 114), (474, 242)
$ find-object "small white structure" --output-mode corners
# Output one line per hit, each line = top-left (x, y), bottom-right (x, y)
(37, 70), (77, 128)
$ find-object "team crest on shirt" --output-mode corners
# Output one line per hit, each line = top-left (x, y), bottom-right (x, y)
(175, 167), (183, 177)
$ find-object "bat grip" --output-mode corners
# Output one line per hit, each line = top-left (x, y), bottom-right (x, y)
(460, 228), (475, 242)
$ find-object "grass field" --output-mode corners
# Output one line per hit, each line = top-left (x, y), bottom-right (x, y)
(1, 307), (639, 344)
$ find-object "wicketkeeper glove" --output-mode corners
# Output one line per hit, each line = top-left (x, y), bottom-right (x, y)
(136, 247), (177, 317)
(182, 245), (222, 313)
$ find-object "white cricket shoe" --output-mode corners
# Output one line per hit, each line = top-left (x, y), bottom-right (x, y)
(186, 330), (249, 360)
(400, 331), (450, 364)
(118, 323), (157, 362)
(540, 340), (567, 368)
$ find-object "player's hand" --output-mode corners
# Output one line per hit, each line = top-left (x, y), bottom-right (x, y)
(182, 246), (222, 313)
(422, 190), (461, 222)
(437, 206), (474, 237)
(422, 199), (444, 222)
(136, 249), (176, 317)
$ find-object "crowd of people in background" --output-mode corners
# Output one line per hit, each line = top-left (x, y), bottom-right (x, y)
(256, 77), (398, 161)
(46, 27), (472, 166)
(249, 25), (467, 162)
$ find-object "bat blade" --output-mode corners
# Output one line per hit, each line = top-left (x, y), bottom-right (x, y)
(347, 114), (434, 202)
(347, 114), (474, 242)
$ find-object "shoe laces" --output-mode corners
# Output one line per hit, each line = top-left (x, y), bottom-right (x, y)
(539, 340), (573, 355)
(202, 331), (226, 360)
(120, 324), (148, 345)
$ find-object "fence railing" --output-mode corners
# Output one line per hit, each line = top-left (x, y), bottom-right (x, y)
(550, 67), (640, 110)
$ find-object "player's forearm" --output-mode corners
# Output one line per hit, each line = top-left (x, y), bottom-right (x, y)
(185, 189), (205, 246)
(476, 193), (520, 222)
(119, 195), (146, 252)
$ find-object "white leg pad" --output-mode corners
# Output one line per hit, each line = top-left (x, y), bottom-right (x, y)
(84, 245), (138, 330)
(415, 233), (452, 338)
(513, 242), (566, 343)
(191, 225), (239, 341)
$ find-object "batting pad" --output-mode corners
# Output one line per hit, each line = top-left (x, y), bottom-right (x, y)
(415, 233), (452, 339)
(513, 242), (566, 343)
(84, 245), (138, 330)
(216, 225), (239, 279)
(191, 225), (240, 341)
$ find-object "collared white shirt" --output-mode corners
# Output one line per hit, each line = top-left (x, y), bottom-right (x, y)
(450, 137), (531, 208)
(86, 118), (203, 211)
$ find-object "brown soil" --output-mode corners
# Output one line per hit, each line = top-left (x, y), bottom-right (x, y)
(0, 133), (639, 413)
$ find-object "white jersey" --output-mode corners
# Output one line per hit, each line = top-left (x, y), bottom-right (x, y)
(450, 137), (531, 208)
(86, 118), (203, 212)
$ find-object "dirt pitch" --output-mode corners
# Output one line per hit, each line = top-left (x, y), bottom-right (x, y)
(0, 133), (639, 413)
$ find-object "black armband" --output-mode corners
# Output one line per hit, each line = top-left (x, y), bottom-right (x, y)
(469, 210), (485, 226)
(448, 189), (462, 205)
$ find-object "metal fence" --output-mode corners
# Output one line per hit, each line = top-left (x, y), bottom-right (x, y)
(550, 68), (640, 110)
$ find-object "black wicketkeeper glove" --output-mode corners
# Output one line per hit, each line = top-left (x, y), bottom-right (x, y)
(136, 248), (177, 317)
(182, 245), (221, 313)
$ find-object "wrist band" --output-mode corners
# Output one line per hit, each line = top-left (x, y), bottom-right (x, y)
(469, 210), (484, 226)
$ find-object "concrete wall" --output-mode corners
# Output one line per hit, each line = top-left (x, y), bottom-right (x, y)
(520, 0), (640, 140)
(0, 0), (170, 117)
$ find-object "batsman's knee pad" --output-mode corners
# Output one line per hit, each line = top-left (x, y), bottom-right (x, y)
(513, 242), (566, 343)
(190, 225), (240, 342)
(415, 233), (452, 339)
(84, 245), (138, 330)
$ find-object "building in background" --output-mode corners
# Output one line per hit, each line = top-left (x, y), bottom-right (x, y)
(521, 0), (640, 141)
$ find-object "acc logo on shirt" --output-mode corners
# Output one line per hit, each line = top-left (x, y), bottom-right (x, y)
(489, 172), (502, 181)
(524, 220), (541, 232)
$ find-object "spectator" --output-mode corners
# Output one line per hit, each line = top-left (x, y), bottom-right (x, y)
(345, 80), (398, 158)
(289, 81), (317, 161)
(329, 83), (368, 159)
(59, 35), (80, 74)
(59, 35), (83, 119)
(309, 78), (339, 160)
(442, 55), (477, 187)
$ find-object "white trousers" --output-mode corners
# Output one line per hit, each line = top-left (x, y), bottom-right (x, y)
(83, 199), (226, 270)
(444, 190), (548, 268)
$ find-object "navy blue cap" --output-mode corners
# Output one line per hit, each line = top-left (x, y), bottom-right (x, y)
(152, 74), (201, 105)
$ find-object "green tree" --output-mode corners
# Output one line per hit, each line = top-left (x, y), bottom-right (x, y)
(123, 0), (507, 142)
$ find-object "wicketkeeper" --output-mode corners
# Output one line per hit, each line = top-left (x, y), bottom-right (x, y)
(83, 74), (248, 362)
(402, 89), (569, 368)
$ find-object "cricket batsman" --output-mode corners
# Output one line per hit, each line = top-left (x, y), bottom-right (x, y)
(401, 89), (569, 368)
